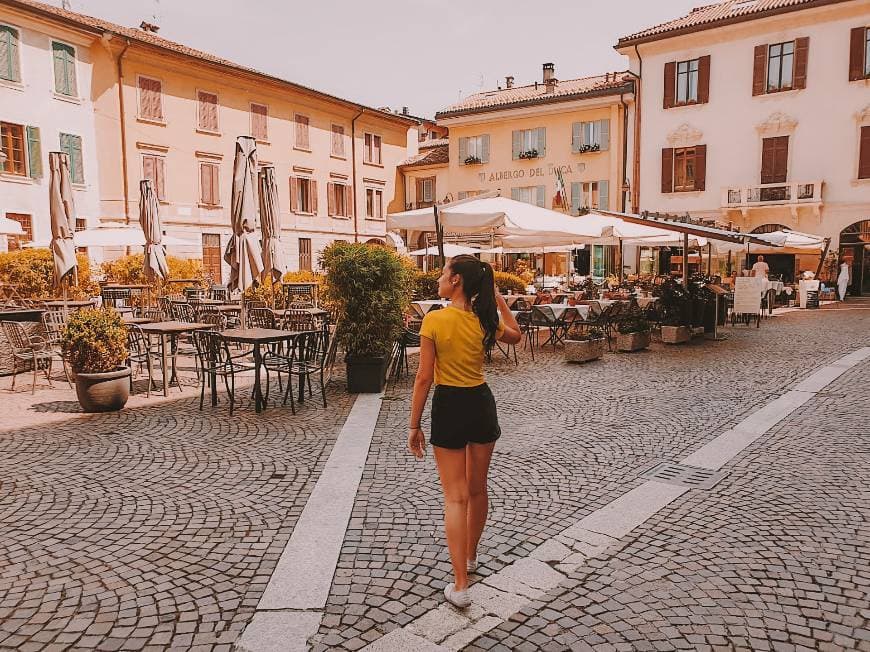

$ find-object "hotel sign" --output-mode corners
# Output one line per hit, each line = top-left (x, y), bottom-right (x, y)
(478, 162), (585, 184)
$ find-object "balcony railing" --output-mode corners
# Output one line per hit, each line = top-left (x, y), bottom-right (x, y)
(722, 181), (822, 209)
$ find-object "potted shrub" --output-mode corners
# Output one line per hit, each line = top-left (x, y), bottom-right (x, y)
(464, 155), (482, 165)
(564, 326), (606, 363)
(616, 313), (651, 352)
(321, 242), (413, 393)
(518, 149), (539, 160)
(655, 278), (691, 344)
(62, 308), (130, 412)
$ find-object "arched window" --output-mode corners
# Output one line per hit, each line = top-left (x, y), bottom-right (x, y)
(840, 220), (870, 244)
(750, 223), (789, 234)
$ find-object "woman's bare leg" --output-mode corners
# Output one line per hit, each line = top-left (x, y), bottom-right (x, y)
(466, 441), (495, 562)
(433, 445), (470, 591)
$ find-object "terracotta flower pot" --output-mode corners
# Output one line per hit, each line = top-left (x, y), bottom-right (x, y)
(74, 367), (131, 412)
(564, 338), (605, 363)
(617, 331), (650, 352)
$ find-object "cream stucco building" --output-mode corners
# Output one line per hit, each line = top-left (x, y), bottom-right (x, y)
(617, 0), (870, 290)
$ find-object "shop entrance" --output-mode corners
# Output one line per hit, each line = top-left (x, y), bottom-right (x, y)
(746, 253), (796, 283)
(839, 220), (870, 296)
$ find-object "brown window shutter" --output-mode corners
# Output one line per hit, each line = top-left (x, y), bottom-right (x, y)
(761, 138), (775, 184)
(693, 145), (707, 191)
(289, 177), (299, 213)
(849, 27), (867, 81)
(200, 164), (209, 203)
(661, 148), (674, 193)
(663, 62), (676, 109)
(761, 136), (788, 184)
(859, 126), (870, 179)
(698, 55), (711, 104)
(156, 157), (166, 200)
(345, 184), (354, 217)
(752, 44), (768, 96)
(793, 37), (809, 89)
(327, 182), (335, 216)
(310, 180), (318, 214)
(416, 178), (423, 203)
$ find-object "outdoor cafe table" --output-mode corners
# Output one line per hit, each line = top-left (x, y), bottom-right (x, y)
(139, 321), (212, 397)
(220, 328), (303, 413)
(121, 316), (152, 325)
(42, 299), (94, 310)
(502, 294), (536, 308)
(411, 300), (449, 317)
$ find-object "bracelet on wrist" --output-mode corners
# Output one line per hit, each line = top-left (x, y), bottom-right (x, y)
(409, 424), (421, 429)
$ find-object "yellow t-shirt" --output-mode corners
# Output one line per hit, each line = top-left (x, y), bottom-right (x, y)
(419, 306), (505, 387)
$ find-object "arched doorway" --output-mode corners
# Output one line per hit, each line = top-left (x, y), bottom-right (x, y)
(365, 238), (385, 246)
(749, 224), (796, 282)
(839, 220), (870, 296)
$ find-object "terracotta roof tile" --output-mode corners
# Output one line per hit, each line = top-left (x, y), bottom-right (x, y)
(5, 0), (416, 125)
(617, 0), (850, 46)
(399, 145), (448, 168)
(436, 73), (632, 118)
(419, 138), (449, 149)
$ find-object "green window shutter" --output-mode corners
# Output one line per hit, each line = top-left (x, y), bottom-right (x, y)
(52, 43), (65, 93)
(71, 135), (83, 183)
(570, 181), (582, 213)
(512, 130), (521, 159)
(26, 126), (42, 179)
(537, 127), (546, 157)
(52, 42), (77, 96)
(571, 123), (581, 153)
(458, 137), (468, 165)
(598, 180), (609, 211)
(536, 185), (546, 207)
(481, 134), (490, 163)
(510, 187), (521, 201)
(0, 25), (20, 82)
(599, 119), (610, 152)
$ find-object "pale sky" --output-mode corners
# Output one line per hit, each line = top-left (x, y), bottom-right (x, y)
(46, 0), (701, 117)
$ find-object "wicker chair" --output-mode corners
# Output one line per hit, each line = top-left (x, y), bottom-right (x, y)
(1, 321), (54, 393)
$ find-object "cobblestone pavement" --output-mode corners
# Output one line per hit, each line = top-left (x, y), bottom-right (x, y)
(0, 365), (354, 651)
(311, 306), (870, 651)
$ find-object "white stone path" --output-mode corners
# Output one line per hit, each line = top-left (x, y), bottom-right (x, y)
(234, 346), (870, 652)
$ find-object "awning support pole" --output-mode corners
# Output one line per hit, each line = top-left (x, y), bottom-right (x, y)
(815, 237), (831, 278)
(707, 242), (713, 277)
(683, 231), (689, 288)
(433, 205), (445, 269)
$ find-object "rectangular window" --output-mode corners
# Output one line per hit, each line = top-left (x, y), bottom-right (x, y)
(138, 76), (163, 120)
(569, 181), (610, 213)
(202, 233), (222, 283)
(767, 41), (795, 91)
(761, 136), (789, 184)
(75, 218), (87, 231)
(59, 133), (84, 184)
(364, 133), (382, 164)
(299, 238), (312, 272)
(512, 128), (546, 159)
(142, 154), (166, 200)
(510, 185), (546, 207)
(298, 177), (314, 214)
(0, 24), (21, 82)
(51, 41), (77, 96)
(331, 124), (345, 157)
(859, 126), (870, 180)
(421, 178), (434, 203)
(676, 59), (699, 104)
(199, 162), (220, 205)
(197, 91), (219, 132)
(5, 213), (31, 251)
(673, 147), (697, 191)
(459, 134), (490, 164)
(365, 188), (383, 219)
(572, 120), (610, 152)
(0, 121), (26, 176)
(866, 28), (870, 76)
(295, 114), (310, 150)
(328, 182), (350, 217)
(250, 103), (268, 141)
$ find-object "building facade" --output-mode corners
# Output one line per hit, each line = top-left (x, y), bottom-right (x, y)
(1, 0), (417, 279)
(400, 64), (634, 276)
(0, 3), (102, 251)
(617, 0), (870, 290)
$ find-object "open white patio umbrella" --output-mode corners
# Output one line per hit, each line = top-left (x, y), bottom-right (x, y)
(408, 243), (482, 257)
(224, 136), (264, 326)
(0, 216), (25, 236)
(258, 166), (285, 283)
(139, 179), (169, 281)
(73, 224), (197, 248)
(48, 152), (78, 290)
(750, 229), (826, 250)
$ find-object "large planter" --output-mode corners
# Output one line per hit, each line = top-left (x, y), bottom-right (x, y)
(617, 331), (650, 352)
(346, 355), (389, 393)
(564, 338), (606, 363)
(661, 325), (691, 345)
(74, 366), (131, 412)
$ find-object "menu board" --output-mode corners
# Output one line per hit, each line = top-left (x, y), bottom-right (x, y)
(805, 291), (820, 309)
(732, 277), (763, 315)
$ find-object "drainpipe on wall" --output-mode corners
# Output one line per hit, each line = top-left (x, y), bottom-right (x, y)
(350, 109), (364, 243)
(630, 45), (643, 214)
(115, 37), (131, 224)
(619, 91), (629, 213)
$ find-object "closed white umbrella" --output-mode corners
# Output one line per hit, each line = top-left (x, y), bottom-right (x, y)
(258, 166), (285, 283)
(48, 152), (78, 289)
(139, 179), (169, 281)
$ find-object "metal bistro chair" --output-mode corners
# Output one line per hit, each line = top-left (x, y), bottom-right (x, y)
(390, 328), (421, 382)
(41, 310), (72, 387)
(126, 324), (157, 397)
(192, 329), (256, 415)
(1, 321), (54, 393)
(282, 309), (316, 333)
(209, 285), (229, 302)
(531, 305), (565, 350)
(247, 307), (276, 330)
(288, 328), (329, 410)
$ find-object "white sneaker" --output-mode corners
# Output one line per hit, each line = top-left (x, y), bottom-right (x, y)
(443, 583), (471, 609)
(466, 557), (478, 574)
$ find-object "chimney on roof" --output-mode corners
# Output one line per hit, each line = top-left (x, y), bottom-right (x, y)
(505, 75), (514, 89)
(402, 106), (409, 115)
(139, 20), (159, 33)
(543, 63), (557, 93)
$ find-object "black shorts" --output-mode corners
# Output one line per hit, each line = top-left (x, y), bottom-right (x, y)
(430, 383), (501, 449)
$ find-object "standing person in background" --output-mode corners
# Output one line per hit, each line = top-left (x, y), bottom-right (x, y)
(837, 257), (851, 301)
(407, 255), (521, 609)
(751, 255), (770, 279)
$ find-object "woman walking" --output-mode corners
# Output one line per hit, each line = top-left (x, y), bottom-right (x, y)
(407, 255), (521, 608)
(837, 257), (851, 301)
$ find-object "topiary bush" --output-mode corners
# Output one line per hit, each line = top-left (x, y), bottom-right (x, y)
(413, 269), (441, 300)
(0, 248), (97, 300)
(61, 307), (128, 373)
(321, 242), (414, 357)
